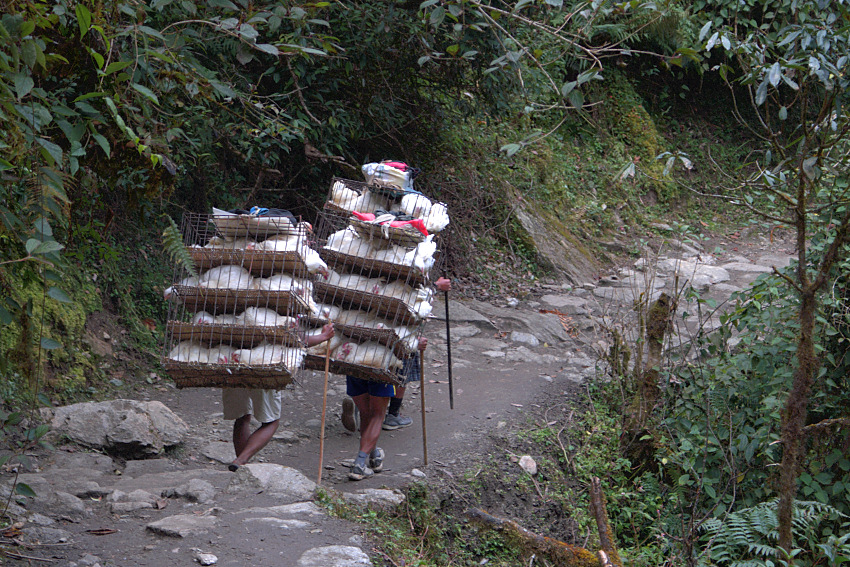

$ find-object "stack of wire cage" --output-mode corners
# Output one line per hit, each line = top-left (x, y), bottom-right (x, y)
(302, 176), (448, 385)
(161, 210), (317, 389)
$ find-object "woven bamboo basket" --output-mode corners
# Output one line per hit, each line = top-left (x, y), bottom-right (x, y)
(319, 247), (425, 286)
(302, 354), (402, 385)
(330, 323), (413, 358)
(170, 286), (312, 316)
(163, 361), (296, 389)
(313, 281), (420, 326)
(166, 321), (302, 348)
(189, 248), (309, 278)
(210, 213), (304, 239)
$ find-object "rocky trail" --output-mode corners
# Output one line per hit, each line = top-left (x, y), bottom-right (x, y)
(0, 229), (795, 567)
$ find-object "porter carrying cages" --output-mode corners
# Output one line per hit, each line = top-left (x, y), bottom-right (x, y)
(302, 176), (449, 384)
(162, 211), (318, 389)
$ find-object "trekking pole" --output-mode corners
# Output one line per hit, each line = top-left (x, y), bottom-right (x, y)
(317, 347), (331, 485)
(419, 352), (428, 465)
(444, 289), (454, 410)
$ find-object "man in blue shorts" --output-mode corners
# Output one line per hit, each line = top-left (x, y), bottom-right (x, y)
(346, 335), (430, 480)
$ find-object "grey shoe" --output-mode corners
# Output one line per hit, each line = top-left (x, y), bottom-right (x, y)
(369, 447), (385, 473)
(341, 398), (359, 432)
(382, 413), (412, 430)
(348, 462), (374, 481)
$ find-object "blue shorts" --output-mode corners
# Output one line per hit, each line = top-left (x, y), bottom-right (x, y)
(346, 375), (398, 397)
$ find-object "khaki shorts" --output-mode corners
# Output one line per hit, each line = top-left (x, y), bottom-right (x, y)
(221, 388), (282, 423)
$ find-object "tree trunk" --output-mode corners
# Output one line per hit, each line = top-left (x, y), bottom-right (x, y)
(620, 292), (673, 469)
(777, 290), (818, 554)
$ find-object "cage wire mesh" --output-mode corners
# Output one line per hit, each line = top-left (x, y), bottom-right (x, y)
(302, 177), (450, 385)
(162, 211), (318, 389)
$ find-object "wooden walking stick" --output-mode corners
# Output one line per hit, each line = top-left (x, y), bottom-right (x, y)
(419, 352), (428, 465)
(444, 289), (454, 409)
(317, 347), (331, 485)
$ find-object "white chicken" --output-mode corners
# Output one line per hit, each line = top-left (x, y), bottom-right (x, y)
(164, 275), (200, 300)
(214, 313), (240, 325)
(330, 180), (361, 210)
(239, 307), (298, 328)
(255, 234), (302, 252)
(325, 227), (370, 257)
(400, 193), (433, 219)
(198, 265), (254, 289)
(232, 342), (304, 367)
(381, 279), (417, 305)
(312, 303), (342, 321)
(422, 202), (450, 233)
(335, 340), (403, 370)
(204, 236), (258, 250)
(168, 341), (211, 362)
(403, 234), (437, 275)
(301, 246), (329, 276)
(324, 271), (384, 294)
(335, 309), (388, 329)
(207, 343), (236, 364)
(411, 286), (436, 319)
(368, 241), (408, 264)
(191, 311), (216, 325)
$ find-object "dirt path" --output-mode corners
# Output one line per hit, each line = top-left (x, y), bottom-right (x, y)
(1, 228), (796, 566)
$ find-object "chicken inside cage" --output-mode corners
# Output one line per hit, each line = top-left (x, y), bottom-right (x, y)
(162, 210), (317, 388)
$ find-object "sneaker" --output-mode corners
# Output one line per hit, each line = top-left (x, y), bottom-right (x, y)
(348, 462), (374, 481)
(341, 398), (358, 432)
(382, 413), (413, 430)
(369, 447), (385, 473)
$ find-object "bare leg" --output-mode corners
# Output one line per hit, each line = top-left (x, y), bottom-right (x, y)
(232, 414), (253, 457)
(352, 394), (390, 455)
(232, 417), (280, 466)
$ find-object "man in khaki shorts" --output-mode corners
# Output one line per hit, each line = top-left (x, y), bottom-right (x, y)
(225, 323), (334, 471)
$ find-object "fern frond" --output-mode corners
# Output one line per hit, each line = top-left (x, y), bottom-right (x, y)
(161, 215), (198, 278)
(27, 167), (72, 221)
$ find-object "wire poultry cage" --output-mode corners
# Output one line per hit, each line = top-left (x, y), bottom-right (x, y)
(162, 210), (319, 389)
(302, 177), (449, 384)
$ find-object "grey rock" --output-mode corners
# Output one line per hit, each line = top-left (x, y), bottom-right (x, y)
(411, 468), (426, 478)
(111, 500), (155, 513)
(297, 545), (373, 567)
(123, 459), (178, 476)
(658, 259), (730, 285)
(28, 513), (56, 526)
(48, 451), (115, 472)
(431, 298), (496, 329)
(463, 299), (572, 344)
(482, 350), (506, 358)
(47, 491), (90, 521)
(460, 337), (506, 350)
(201, 441), (236, 465)
(538, 294), (588, 314)
(146, 514), (217, 537)
(78, 553), (102, 566)
(193, 550), (218, 565)
(45, 399), (189, 457)
(243, 517), (311, 529)
(343, 488), (405, 510)
(509, 332), (540, 347)
(164, 479), (216, 504)
(21, 526), (72, 544)
(721, 262), (773, 273)
(226, 463), (316, 502)
(237, 502), (324, 517)
(441, 325), (480, 339)
(757, 253), (793, 268)
(113, 469), (231, 496)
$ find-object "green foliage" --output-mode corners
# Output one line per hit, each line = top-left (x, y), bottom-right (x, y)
(699, 499), (850, 567)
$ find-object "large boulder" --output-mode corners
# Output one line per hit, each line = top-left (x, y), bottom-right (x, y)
(43, 399), (188, 457)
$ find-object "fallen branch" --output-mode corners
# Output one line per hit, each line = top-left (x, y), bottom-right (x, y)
(465, 508), (601, 567)
(590, 477), (623, 567)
